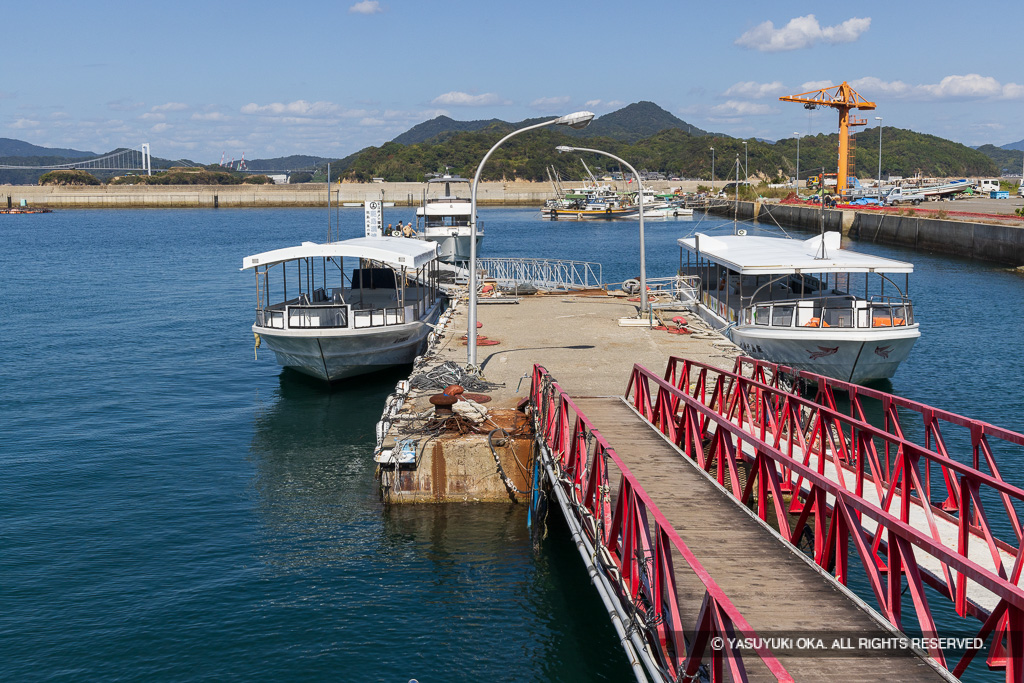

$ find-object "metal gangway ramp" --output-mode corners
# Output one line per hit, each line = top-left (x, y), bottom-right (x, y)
(528, 366), (948, 682)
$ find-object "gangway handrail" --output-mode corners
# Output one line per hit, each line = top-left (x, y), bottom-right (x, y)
(627, 358), (1024, 680)
(476, 257), (603, 291)
(529, 364), (794, 683)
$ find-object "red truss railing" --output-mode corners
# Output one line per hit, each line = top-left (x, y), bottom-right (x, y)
(626, 356), (1024, 680)
(735, 355), (1024, 523)
(528, 364), (794, 683)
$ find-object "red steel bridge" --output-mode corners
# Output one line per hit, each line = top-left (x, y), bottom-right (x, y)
(527, 355), (1024, 682)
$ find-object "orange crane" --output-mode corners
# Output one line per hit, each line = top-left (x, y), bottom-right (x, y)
(780, 81), (875, 195)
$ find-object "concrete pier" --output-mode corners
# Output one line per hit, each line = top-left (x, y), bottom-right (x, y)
(375, 291), (740, 503)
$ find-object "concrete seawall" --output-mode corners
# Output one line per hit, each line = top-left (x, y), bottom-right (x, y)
(709, 200), (1024, 267)
(2, 179), (691, 210)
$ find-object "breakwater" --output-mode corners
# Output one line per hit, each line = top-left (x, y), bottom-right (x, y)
(2, 179), (692, 210)
(709, 200), (1024, 267)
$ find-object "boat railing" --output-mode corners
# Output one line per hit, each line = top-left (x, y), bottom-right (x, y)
(256, 303), (417, 330)
(286, 304), (350, 329)
(745, 297), (914, 329)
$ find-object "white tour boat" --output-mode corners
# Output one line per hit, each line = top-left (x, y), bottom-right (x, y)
(677, 230), (920, 383)
(414, 175), (483, 264)
(242, 237), (443, 381)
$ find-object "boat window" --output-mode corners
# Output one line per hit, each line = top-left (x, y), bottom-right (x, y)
(772, 306), (794, 327)
(871, 307), (894, 328)
(822, 307), (854, 328)
(891, 305), (909, 326)
(754, 306), (770, 326)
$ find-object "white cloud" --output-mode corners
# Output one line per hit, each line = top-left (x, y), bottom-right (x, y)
(920, 74), (1003, 99)
(241, 100), (340, 116)
(530, 96), (571, 109)
(606, 100), (624, 108)
(710, 101), (777, 116)
(360, 117), (386, 126)
(431, 91), (507, 106)
(722, 81), (786, 99)
(139, 112), (166, 121)
(349, 1), (383, 14)
(108, 99), (144, 112)
(584, 99), (602, 108)
(10, 118), (40, 129)
(799, 80), (835, 92)
(847, 76), (913, 97)
(191, 112), (229, 121)
(151, 123), (169, 133)
(152, 102), (188, 112)
(849, 74), (1024, 101)
(736, 15), (870, 52)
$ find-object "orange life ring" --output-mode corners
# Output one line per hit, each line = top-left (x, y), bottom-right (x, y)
(805, 317), (831, 328)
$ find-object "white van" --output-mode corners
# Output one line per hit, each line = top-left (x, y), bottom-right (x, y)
(978, 179), (1001, 193)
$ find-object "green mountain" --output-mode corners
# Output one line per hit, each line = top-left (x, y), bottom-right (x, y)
(392, 116), (505, 145)
(0, 137), (94, 158)
(1001, 139), (1024, 152)
(334, 124), (997, 183)
(390, 101), (706, 147)
(577, 101), (707, 141)
(243, 155), (333, 172)
(975, 145), (1024, 174)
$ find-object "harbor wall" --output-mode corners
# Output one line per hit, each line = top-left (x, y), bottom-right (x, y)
(711, 200), (1024, 266)
(1, 179), (690, 209)
(848, 212), (1024, 266)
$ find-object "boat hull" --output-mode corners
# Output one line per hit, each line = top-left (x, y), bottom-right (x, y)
(422, 232), (482, 264)
(253, 307), (441, 381)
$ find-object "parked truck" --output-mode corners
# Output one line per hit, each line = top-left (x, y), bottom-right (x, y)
(882, 187), (926, 206)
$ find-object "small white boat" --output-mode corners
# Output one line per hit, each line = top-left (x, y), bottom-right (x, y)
(414, 175), (482, 264)
(242, 237), (443, 381)
(677, 230), (920, 383)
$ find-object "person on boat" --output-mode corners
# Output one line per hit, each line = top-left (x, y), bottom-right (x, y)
(402, 221), (417, 237)
(387, 223), (393, 235)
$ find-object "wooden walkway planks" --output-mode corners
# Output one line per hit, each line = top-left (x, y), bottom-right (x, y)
(573, 397), (947, 682)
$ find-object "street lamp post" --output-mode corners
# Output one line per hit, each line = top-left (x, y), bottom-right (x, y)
(794, 132), (801, 192)
(557, 145), (648, 318)
(710, 147), (715, 191)
(875, 117), (883, 201)
(466, 110), (594, 370)
(742, 140), (748, 181)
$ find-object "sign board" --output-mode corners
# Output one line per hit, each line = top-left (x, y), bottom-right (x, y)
(364, 200), (383, 237)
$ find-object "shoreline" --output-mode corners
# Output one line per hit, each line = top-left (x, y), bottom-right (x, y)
(1, 179), (697, 210)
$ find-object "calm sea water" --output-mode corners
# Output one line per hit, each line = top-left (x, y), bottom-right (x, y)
(2, 207), (1021, 681)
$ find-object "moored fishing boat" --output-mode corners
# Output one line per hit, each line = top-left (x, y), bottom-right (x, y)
(242, 237), (444, 381)
(677, 230), (919, 383)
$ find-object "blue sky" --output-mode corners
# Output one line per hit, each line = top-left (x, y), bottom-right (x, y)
(4, 1), (1023, 162)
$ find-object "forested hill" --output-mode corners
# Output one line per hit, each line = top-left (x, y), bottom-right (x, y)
(338, 125), (997, 183)
(0, 137), (95, 158)
(975, 144), (1024, 173)
(391, 101), (705, 146)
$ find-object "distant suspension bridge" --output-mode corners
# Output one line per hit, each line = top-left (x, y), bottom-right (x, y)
(0, 143), (321, 176)
(0, 144), (152, 175)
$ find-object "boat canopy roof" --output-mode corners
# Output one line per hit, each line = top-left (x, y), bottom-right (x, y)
(677, 231), (913, 275)
(242, 237), (438, 271)
(427, 175), (471, 184)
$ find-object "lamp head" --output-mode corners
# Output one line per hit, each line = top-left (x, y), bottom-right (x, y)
(554, 111), (595, 129)
(555, 145), (575, 154)
(875, 116), (882, 121)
